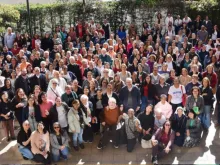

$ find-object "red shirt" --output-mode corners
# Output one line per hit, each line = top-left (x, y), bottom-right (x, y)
(143, 85), (149, 97)
(160, 132), (169, 145)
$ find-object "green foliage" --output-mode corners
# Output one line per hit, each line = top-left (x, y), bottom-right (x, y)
(0, 4), (20, 33)
(189, 0), (218, 11)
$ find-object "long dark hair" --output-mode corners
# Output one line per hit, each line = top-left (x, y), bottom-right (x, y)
(36, 121), (47, 134)
(38, 92), (46, 105)
(4, 78), (12, 89)
(142, 74), (152, 86)
(162, 120), (172, 136)
(15, 88), (27, 102)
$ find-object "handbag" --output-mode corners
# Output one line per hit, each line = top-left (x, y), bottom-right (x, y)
(141, 139), (152, 149)
(181, 85), (186, 106)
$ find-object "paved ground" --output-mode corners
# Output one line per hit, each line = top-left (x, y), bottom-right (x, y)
(0, 111), (220, 165)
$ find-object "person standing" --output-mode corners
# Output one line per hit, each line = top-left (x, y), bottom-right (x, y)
(4, 27), (16, 49)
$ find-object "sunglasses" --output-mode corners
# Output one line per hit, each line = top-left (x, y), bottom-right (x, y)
(25, 124), (30, 126)
(54, 127), (60, 129)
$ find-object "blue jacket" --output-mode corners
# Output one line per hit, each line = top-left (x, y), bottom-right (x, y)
(99, 54), (112, 66)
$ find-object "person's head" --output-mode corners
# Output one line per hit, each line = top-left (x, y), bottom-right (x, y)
(106, 83), (113, 93)
(159, 75), (165, 85)
(153, 65), (158, 74)
(51, 78), (58, 89)
(55, 97), (62, 106)
(145, 74), (151, 84)
(7, 27), (12, 34)
(206, 64), (213, 73)
(188, 109), (196, 119)
(16, 88), (25, 99)
(34, 67), (40, 76)
(4, 78), (12, 88)
(22, 120), (30, 131)
(1, 91), (8, 102)
(38, 92), (47, 104)
(28, 94), (35, 106)
(191, 74), (198, 84)
(83, 86), (90, 95)
(163, 120), (171, 132)
(173, 77), (179, 86)
(108, 97), (117, 109)
(181, 68), (188, 76)
(53, 122), (62, 134)
(72, 99), (80, 110)
(128, 108), (135, 118)
(126, 78), (133, 89)
(191, 86), (200, 97)
(146, 104), (153, 114)
(37, 122), (47, 134)
(80, 94), (88, 106)
(202, 77), (210, 88)
(155, 108), (162, 118)
(176, 107), (185, 117)
(65, 85), (72, 95)
(21, 68), (27, 77)
(160, 94), (167, 102)
(121, 64), (127, 71)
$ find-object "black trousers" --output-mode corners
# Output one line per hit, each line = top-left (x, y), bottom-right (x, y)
(33, 152), (51, 164)
(83, 124), (94, 142)
(100, 125), (120, 146)
(127, 138), (136, 152)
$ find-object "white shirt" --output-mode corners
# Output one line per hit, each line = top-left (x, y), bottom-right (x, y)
(57, 105), (68, 128)
(174, 19), (182, 26)
(168, 85), (186, 104)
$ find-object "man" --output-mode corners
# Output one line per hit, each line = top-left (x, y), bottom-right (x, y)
(102, 19), (111, 40)
(188, 47), (199, 59)
(203, 16), (212, 37)
(68, 56), (82, 84)
(61, 85), (78, 107)
(29, 67), (47, 93)
(141, 57), (150, 74)
(185, 74), (201, 95)
(123, 109), (142, 152)
(150, 65), (160, 85)
(155, 76), (170, 103)
(83, 61), (101, 80)
(32, 43), (44, 57)
(97, 97), (122, 149)
(32, 51), (45, 68)
(15, 68), (30, 95)
(198, 44), (208, 68)
(197, 25), (208, 44)
(17, 120), (33, 160)
(119, 78), (141, 113)
(4, 27), (15, 49)
(162, 36), (172, 54)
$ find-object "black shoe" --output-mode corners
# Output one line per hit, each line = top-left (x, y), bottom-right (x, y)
(73, 146), (79, 151)
(11, 137), (16, 140)
(79, 143), (85, 149)
(22, 156), (29, 160)
(7, 137), (11, 142)
(97, 142), (103, 149)
(152, 156), (158, 165)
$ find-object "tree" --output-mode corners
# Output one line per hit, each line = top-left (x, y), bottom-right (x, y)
(0, 4), (20, 33)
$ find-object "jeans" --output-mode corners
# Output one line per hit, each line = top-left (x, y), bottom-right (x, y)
(141, 96), (148, 111)
(18, 146), (34, 160)
(52, 146), (69, 162)
(202, 105), (211, 129)
(72, 128), (83, 146)
(127, 138), (136, 152)
(217, 103), (220, 124)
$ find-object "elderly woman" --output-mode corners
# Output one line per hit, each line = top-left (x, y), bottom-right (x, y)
(151, 120), (175, 164)
(47, 78), (64, 104)
(154, 108), (166, 132)
(68, 100), (90, 151)
(171, 107), (187, 146)
(183, 109), (201, 147)
(154, 94), (172, 120)
(80, 94), (94, 143)
(110, 73), (125, 95)
(50, 122), (69, 162)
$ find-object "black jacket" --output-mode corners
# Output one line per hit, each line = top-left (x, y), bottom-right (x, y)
(41, 37), (54, 51)
(29, 74), (47, 92)
(67, 63), (82, 84)
(102, 92), (120, 107)
(22, 104), (42, 122)
(17, 128), (32, 148)
(200, 86), (214, 105)
(0, 100), (14, 121)
(171, 114), (187, 136)
(49, 102), (70, 125)
(14, 75), (30, 95)
(137, 111), (154, 134)
(139, 83), (157, 100)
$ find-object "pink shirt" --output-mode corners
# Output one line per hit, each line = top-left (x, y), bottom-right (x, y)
(39, 100), (53, 118)
(154, 101), (173, 119)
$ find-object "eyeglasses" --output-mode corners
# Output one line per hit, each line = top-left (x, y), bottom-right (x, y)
(54, 127), (60, 129)
(53, 83), (57, 85)
(165, 124), (170, 126)
(25, 124), (30, 126)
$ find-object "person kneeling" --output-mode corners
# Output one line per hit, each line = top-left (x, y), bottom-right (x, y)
(151, 120), (175, 165)
(123, 108), (142, 152)
(17, 120), (34, 160)
(50, 122), (69, 162)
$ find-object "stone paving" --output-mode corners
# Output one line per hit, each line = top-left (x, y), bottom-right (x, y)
(0, 113), (220, 165)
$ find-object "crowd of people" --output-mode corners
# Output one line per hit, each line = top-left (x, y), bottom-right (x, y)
(0, 12), (220, 165)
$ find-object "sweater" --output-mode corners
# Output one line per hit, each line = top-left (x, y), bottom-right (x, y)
(154, 101), (173, 119)
(31, 131), (50, 154)
(100, 107), (122, 126)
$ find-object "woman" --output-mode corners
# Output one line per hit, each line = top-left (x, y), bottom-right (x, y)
(49, 97), (70, 130)
(111, 73), (125, 95)
(50, 122), (69, 162)
(185, 86), (204, 120)
(165, 54), (177, 71)
(38, 92), (53, 131)
(119, 64), (131, 83)
(31, 122), (51, 164)
(33, 85), (41, 104)
(0, 78), (15, 100)
(151, 120), (175, 164)
(183, 109), (201, 147)
(23, 95), (41, 132)
(166, 69), (176, 85)
(138, 105), (154, 143)
(68, 99), (90, 151)
(158, 63), (170, 81)
(168, 77), (186, 114)
(91, 88), (104, 133)
(180, 53), (191, 70)
(10, 70), (17, 88)
(112, 58), (122, 74)
(140, 74), (156, 111)
(0, 91), (15, 141)
(12, 88), (28, 127)
(47, 78), (64, 104)
(200, 77), (214, 130)
(171, 107), (187, 146)
(46, 63), (55, 82)
(80, 94), (94, 143)
(179, 68), (192, 86)
(17, 120), (33, 160)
